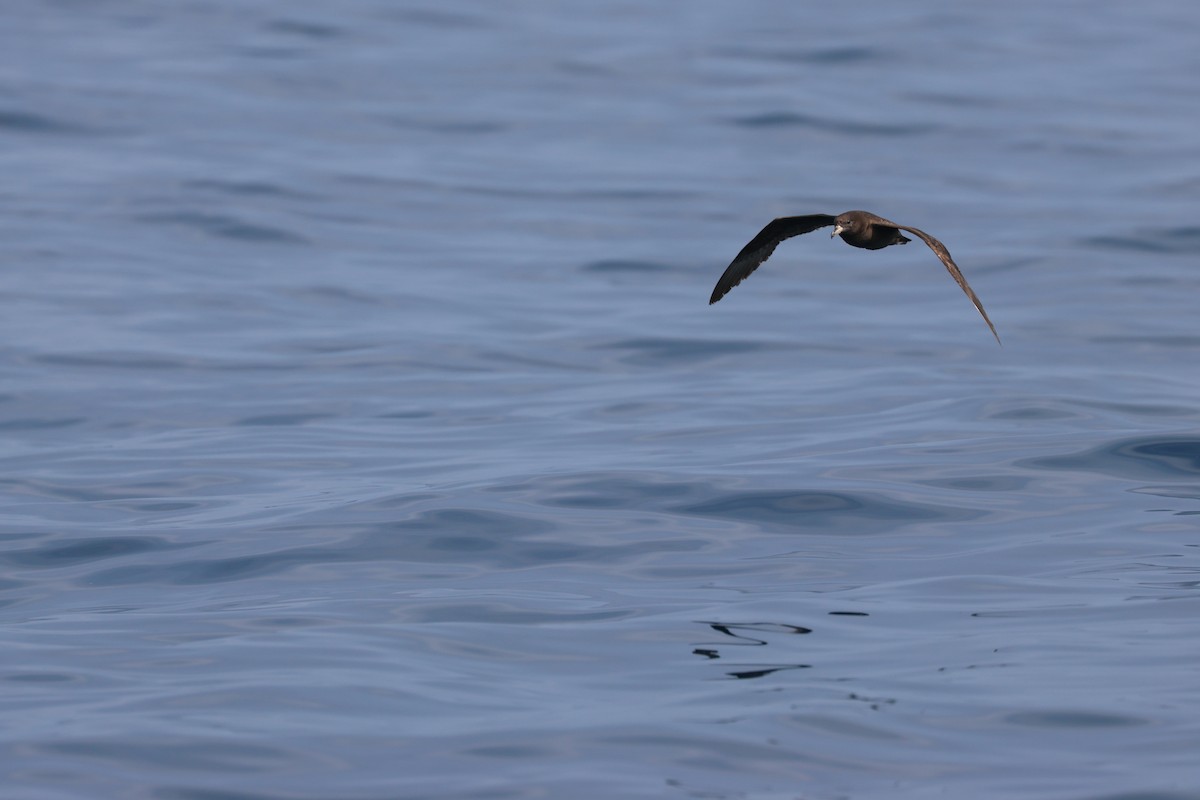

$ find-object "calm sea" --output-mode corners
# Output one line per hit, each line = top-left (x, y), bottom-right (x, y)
(2, 2), (1199, 799)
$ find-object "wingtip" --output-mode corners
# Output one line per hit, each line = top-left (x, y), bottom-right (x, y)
(982, 316), (1002, 347)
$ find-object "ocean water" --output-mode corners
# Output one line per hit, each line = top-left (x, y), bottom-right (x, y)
(3, 2), (1200, 799)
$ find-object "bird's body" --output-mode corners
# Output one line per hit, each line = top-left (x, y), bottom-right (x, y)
(710, 210), (1000, 344)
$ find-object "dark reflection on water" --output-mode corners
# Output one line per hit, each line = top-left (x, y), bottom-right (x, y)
(723, 664), (810, 680)
(1024, 435), (1200, 479)
(696, 621), (813, 647)
(691, 620), (869, 681)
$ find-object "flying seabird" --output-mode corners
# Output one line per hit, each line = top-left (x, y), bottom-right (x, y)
(709, 210), (1000, 344)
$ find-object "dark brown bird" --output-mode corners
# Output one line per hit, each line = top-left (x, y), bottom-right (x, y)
(709, 210), (1000, 344)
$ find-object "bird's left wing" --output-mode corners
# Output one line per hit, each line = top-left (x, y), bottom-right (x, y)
(868, 215), (1001, 345)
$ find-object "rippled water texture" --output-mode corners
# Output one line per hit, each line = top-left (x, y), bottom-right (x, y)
(3, 2), (1200, 799)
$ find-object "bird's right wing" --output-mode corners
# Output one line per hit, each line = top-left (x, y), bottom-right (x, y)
(709, 215), (836, 304)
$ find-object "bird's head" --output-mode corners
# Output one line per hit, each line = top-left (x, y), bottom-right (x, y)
(831, 212), (862, 239)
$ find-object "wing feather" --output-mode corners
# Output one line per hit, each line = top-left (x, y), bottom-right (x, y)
(869, 216), (1001, 345)
(709, 215), (835, 304)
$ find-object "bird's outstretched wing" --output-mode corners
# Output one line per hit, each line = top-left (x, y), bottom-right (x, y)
(709, 215), (836, 304)
(866, 214), (1001, 345)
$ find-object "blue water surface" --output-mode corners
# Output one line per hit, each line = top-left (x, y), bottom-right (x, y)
(3, 2), (1200, 799)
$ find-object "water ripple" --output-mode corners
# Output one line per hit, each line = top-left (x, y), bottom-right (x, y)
(1023, 435), (1200, 480)
(0, 108), (86, 135)
(597, 337), (773, 367)
(2, 536), (183, 568)
(135, 212), (309, 245)
(580, 259), (676, 273)
(79, 503), (702, 586)
(727, 111), (934, 136)
(679, 489), (981, 534)
(1083, 227), (1200, 254)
